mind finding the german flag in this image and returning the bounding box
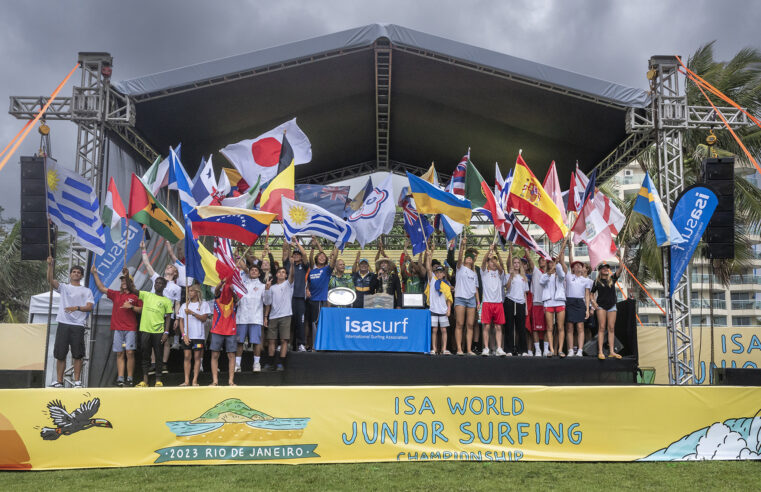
[128,173,184,243]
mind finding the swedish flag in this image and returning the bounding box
[633,172,686,246]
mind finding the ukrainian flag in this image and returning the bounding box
[633,172,686,246]
[407,172,472,224]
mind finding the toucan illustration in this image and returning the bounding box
[40,398,112,440]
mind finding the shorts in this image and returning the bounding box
[566,297,586,323]
[209,333,237,353]
[54,322,86,360]
[544,305,565,313]
[481,302,505,325]
[530,305,546,332]
[266,316,291,341]
[236,323,262,344]
[454,296,477,308]
[181,339,205,351]
[431,314,450,328]
[112,330,137,352]
[597,305,617,312]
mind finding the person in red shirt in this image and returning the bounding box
[91,266,141,387]
[210,278,238,386]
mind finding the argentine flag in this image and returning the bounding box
[45,158,106,255]
[281,196,355,249]
[633,172,686,247]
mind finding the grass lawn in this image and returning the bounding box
[2,461,760,491]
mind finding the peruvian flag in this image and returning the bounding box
[219,118,311,192]
[571,170,617,268]
[102,177,126,242]
[542,161,567,224]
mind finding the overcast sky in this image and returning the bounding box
[1,0,759,218]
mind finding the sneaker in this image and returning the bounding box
[575,350,584,357]
[567,349,575,357]
[253,362,261,372]
[297,344,307,352]
[527,350,534,357]
[429,350,436,355]
[73,380,82,388]
[505,352,513,356]
[276,363,285,372]
[49,381,64,388]
[534,350,542,357]
[116,378,124,387]
[234,365,241,373]
[162,366,169,375]
[136,381,148,387]
[125,378,134,387]
[495,347,507,357]
[521,352,529,357]
[262,363,273,372]
[154,381,164,387]
[481,347,490,356]
[442,350,452,355]
[147,364,156,376]
[542,349,551,357]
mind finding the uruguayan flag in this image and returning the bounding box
[45,158,106,255]
[281,196,355,248]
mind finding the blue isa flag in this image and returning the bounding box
[45,158,106,255]
[669,185,718,296]
[633,172,686,247]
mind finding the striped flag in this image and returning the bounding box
[102,177,126,242]
[128,173,184,243]
[167,146,196,217]
[281,196,355,248]
[571,170,617,268]
[572,164,624,234]
[504,211,551,260]
[187,206,276,245]
[141,144,179,196]
[191,155,217,206]
[448,152,468,196]
[542,161,567,224]
[213,238,247,297]
[46,158,106,255]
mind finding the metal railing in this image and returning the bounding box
[730,300,761,310]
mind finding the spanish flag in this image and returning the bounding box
[259,134,295,219]
[127,173,184,243]
[507,154,568,242]
[407,172,472,225]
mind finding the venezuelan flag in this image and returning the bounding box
[507,154,568,242]
[407,172,472,224]
[187,206,276,245]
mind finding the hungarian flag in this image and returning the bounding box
[542,161,567,224]
[219,118,311,191]
[102,177,126,242]
[259,134,295,219]
[508,154,568,242]
[127,173,184,243]
[465,160,505,236]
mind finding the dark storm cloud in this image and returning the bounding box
[1,0,759,217]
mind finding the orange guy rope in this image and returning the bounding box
[0,63,79,173]
[0,119,34,159]
[619,262,667,315]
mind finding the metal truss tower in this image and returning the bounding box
[623,56,752,384]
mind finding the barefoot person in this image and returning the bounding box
[592,259,622,360]
[210,278,238,386]
[90,266,140,387]
[125,276,173,387]
[425,243,452,355]
[47,257,93,388]
[178,285,211,386]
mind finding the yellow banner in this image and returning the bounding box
[638,326,761,384]
[2,385,760,469]
[0,324,46,370]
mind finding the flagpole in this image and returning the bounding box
[122,219,127,268]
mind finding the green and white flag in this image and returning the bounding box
[102,177,127,242]
[141,144,179,195]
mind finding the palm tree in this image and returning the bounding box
[618,42,761,297]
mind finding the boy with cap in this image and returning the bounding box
[283,239,308,351]
[425,244,452,354]
[352,249,376,308]
[91,266,141,387]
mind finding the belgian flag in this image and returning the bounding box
[260,133,295,219]
[128,173,184,243]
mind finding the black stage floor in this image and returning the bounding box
[151,351,637,387]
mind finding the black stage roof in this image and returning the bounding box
[114,24,649,185]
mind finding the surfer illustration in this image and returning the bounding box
[40,398,112,440]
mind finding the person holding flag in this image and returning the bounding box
[264,261,295,372]
[591,258,623,360]
[453,235,480,356]
[524,251,551,357]
[540,235,570,357]
[424,243,452,355]
[504,246,530,356]
[479,244,507,357]
[306,236,339,349]
[210,278,239,386]
[235,263,266,373]
[178,284,211,386]
[564,245,592,357]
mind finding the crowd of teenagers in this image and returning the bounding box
[47,231,623,388]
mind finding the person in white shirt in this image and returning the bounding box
[263,261,295,372]
[47,256,93,388]
[524,251,550,357]
[178,285,211,386]
[565,245,592,357]
[236,264,266,372]
[540,235,569,357]
[141,240,181,374]
[425,245,452,355]
[479,244,507,356]
[504,246,530,356]
[453,235,480,355]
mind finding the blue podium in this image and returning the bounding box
[315,308,431,353]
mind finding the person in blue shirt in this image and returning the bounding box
[283,238,309,352]
[306,236,338,351]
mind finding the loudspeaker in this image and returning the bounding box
[701,157,734,259]
[713,368,761,386]
[20,156,55,260]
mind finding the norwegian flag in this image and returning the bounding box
[495,164,513,212]
[570,164,624,234]
[213,238,247,297]
[504,211,551,260]
[447,152,468,196]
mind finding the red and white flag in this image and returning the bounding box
[542,161,567,224]
[570,164,624,234]
[213,238,247,297]
[219,118,311,191]
[571,171,617,268]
